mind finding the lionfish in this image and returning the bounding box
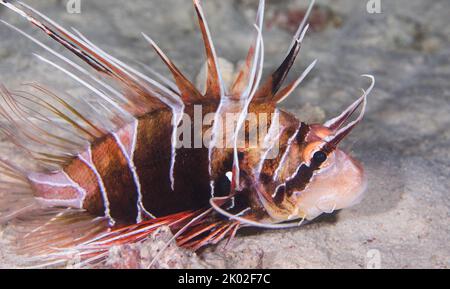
[0,0,374,268]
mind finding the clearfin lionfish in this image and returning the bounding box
[0,0,374,268]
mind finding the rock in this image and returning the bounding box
[103,226,203,269]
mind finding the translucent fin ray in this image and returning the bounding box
[1,0,173,116]
[193,0,225,99]
[142,33,203,104]
[230,0,265,98]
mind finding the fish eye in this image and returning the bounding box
[313,151,327,164]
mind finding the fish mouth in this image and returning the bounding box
[295,149,367,220]
[334,150,367,208]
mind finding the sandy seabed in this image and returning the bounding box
[0,0,448,268]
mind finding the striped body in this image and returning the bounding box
[29,107,216,225]
[27,102,311,226]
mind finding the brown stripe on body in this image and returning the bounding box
[171,105,213,208]
[258,111,301,183]
[64,158,105,216]
[284,154,325,197]
[270,122,310,201]
[274,122,309,182]
[133,110,174,217]
[90,134,139,223]
[134,109,212,217]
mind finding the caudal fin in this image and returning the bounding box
[0,158,37,223]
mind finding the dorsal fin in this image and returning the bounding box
[0,0,181,116]
[0,0,193,176]
[229,0,265,99]
[192,0,225,99]
[0,83,114,171]
[273,59,317,104]
[142,33,204,104]
[252,0,316,104]
[253,24,309,101]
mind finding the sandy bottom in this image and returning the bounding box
[0,0,449,268]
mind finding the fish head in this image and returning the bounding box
[269,76,374,221]
[289,125,367,220]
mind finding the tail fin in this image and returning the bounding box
[0,158,37,223]
[1,208,110,268]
